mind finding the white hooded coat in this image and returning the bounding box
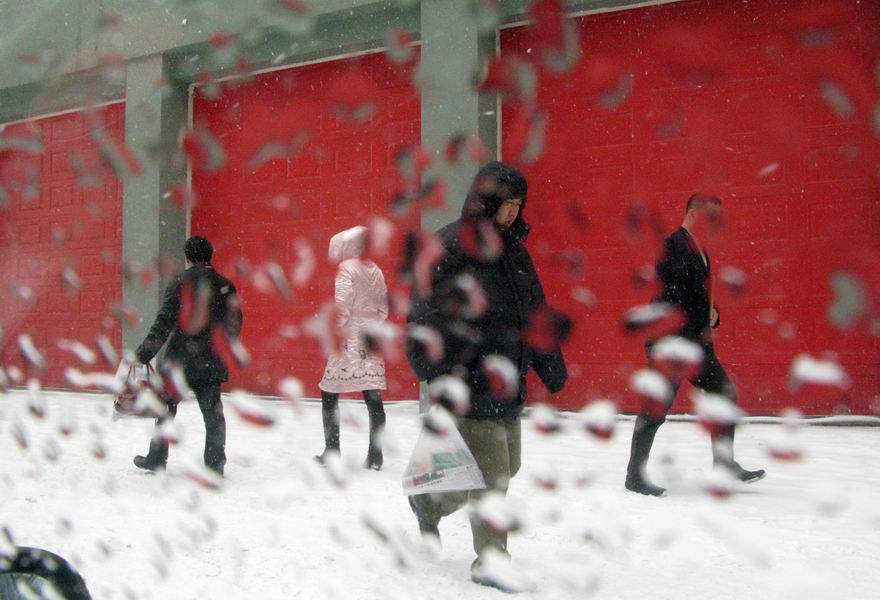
[319,226,389,393]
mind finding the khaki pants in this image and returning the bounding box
[411,417,522,557]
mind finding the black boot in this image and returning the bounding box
[134,427,169,472]
[363,390,385,471]
[315,391,340,466]
[712,428,766,484]
[133,455,165,472]
[625,416,667,497]
[364,442,383,471]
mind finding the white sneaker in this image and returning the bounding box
[470,549,537,594]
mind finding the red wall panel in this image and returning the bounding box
[0,104,125,386]
[503,0,880,415]
[192,52,421,400]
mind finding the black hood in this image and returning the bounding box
[462,161,530,243]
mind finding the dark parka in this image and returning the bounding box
[406,162,568,420]
[654,226,720,344]
[136,264,243,382]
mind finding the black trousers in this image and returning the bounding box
[148,379,226,472]
[646,343,737,423]
[626,342,740,479]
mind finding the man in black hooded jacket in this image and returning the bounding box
[132,236,242,476]
[406,161,567,587]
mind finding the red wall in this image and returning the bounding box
[502,0,880,415]
[192,52,421,400]
[0,104,125,386]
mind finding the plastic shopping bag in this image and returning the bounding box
[402,406,486,496]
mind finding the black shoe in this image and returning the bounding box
[711,428,765,484]
[408,495,440,540]
[133,455,165,472]
[625,475,667,497]
[727,462,766,484]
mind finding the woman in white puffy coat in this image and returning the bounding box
[315,225,389,470]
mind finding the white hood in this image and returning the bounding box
[328,225,367,263]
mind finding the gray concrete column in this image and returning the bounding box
[417,0,498,410]
[122,54,189,352]
[419,0,498,230]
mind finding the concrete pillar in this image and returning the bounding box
[417,0,498,411]
[121,55,189,352]
[419,0,498,230]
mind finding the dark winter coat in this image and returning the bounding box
[654,226,720,343]
[136,264,242,383]
[406,162,567,420]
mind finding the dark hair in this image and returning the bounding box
[686,193,722,213]
[184,236,213,263]
[462,161,531,242]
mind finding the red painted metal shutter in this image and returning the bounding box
[502,0,879,415]
[192,52,421,400]
[0,104,125,386]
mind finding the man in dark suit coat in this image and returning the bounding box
[625,194,765,497]
[133,236,242,476]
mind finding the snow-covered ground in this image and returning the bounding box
[1,390,879,600]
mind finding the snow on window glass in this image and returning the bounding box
[0,0,879,598]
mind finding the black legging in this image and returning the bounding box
[320,389,385,451]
